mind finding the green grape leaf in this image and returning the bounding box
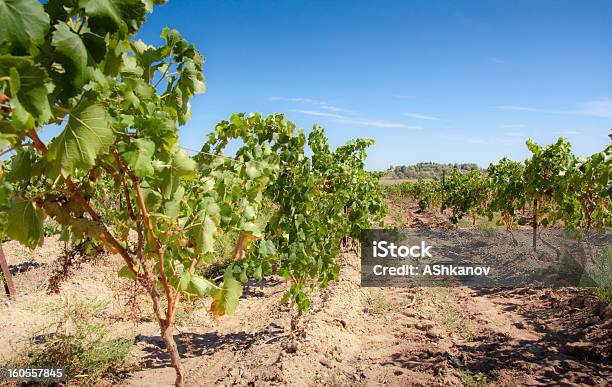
[0,0,50,53]
[51,22,89,88]
[10,97,35,131]
[44,0,79,23]
[163,185,184,217]
[8,151,36,181]
[258,240,276,257]
[6,198,44,248]
[0,56,53,130]
[120,138,155,178]
[210,271,242,316]
[190,213,217,255]
[176,270,191,292]
[141,182,162,211]
[253,265,262,280]
[48,96,114,173]
[187,275,213,296]
[243,204,256,220]
[245,164,260,179]
[172,148,197,178]
[80,0,147,35]
[81,32,107,63]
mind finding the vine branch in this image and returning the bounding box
[110,148,176,325]
[26,129,142,280]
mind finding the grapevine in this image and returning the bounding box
[384,138,610,238]
[0,1,385,385]
[441,170,487,225]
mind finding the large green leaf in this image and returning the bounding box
[51,22,89,88]
[162,185,184,217]
[0,0,50,53]
[80,0,147,35]
[174,271,213,297]
[8,151,36,181]
[210,271,242,316]
[81,32,107,63]
[189,212,217,255]
[120,138,155,178]
[176,270,191,292]
[173,147,196,178]
[6,197,44,248]
[9,97,35,131]
[44,0,79,23]
[187,275,213,296]
[159,147,196,199]
[135,114,176,149]
[140,181,162,211]
[48,96,114,173]
[0,56,53,130]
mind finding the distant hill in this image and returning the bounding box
[384,162,482,180]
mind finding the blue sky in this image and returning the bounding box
[139,1,608,169]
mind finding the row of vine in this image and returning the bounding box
[385,137,611,243]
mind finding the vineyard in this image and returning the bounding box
[384,137,611,239]
[0,1,611,386]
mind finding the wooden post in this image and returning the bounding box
[532,199,538,252]
[0,243,16,299]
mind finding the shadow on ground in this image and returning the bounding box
[135,321,286,369]
[456,289,610,385]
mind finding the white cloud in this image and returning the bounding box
[320,105,345,112]
[335,118,421,129]
[289,103,418,129]
[290,109,344,119]
[270,96,318,103]
[493,100,612,118]
[493,105,558,113]
[270,96,346,113]
[402,112,440,121]
[580,100,612,118]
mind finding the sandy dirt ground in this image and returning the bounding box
[1,198,610,386]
